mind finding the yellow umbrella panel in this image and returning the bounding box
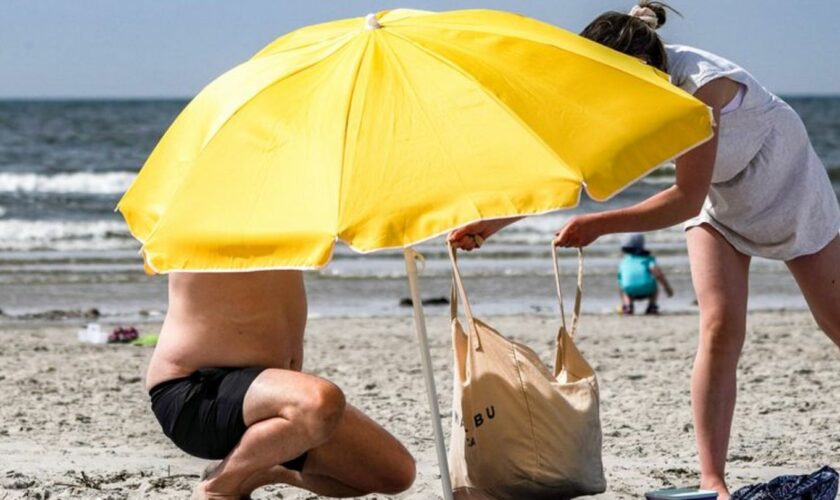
[117,9,711,273]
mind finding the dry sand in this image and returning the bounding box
[1,310,838,499]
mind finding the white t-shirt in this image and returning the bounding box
[665,44,840,260]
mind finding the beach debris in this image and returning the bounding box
[77,323,108,344]
[399,296,450,307]
[108,326,139,343]
[131,334,159,347]
[15,308,100,321]
[2,471,36,490]
[117,375,141,384]
[76,471,101,489]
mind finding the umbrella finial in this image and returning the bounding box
[364,13,382,30]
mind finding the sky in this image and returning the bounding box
[1,0,839,98]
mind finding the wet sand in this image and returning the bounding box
[1,310,838,498]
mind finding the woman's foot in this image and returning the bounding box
[700,476,730,500]
[645,303,660,315]
[621,303,634,315]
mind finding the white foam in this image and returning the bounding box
[0,219,136,251]
[0,171,135,195]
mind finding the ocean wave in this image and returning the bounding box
[0,219,137,251]
[0,205,6,218]
[0,171,135,195]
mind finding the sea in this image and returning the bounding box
[1,97,839,323]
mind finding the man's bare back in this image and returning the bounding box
[145,270,307,390]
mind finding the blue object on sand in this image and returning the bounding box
[645,488,718,499]
[731,465,838,500]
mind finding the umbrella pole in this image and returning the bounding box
[403,248,454,500]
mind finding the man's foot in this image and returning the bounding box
[201,461,222,481]
[621,303,634,315]
[194,461,252,500]
[645,303,659,315]
[191,483,243,500]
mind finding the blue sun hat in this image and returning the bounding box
[621,232,649,256]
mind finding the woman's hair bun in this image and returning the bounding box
[638,1,679,29]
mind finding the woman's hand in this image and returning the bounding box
[447,217,520,250]
[553,214,602,248]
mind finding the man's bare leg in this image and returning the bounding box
[237,404,416,497]
[195,369,414,499]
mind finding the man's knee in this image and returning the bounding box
[296,379,346,444]
[376,451,416,494]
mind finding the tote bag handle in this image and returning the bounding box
[551,244,584,339]
[447,242,482,350]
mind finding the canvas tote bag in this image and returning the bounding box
[448,243,606,500]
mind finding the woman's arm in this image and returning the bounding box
[554,78,740,247]
[448,217,522,250]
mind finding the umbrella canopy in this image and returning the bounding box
[118,8,712,273]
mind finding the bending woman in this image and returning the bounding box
[449,2,840,498]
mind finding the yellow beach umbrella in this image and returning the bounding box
[118,9,712,498]
[118,9,710,273]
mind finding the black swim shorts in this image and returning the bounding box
[149,367,308,472]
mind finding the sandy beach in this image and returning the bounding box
[1,310,837,499]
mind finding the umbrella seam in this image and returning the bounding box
[376,32,484,245]
[250,28,359,60]
[132,37,360,261]
[384,30,581,185]
[385,26,714,202]
[117,31,357,215]
[193,36,359,157]
[336,33,373,243]
[390,12,679,96]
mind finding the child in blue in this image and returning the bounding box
[618,233,673,315]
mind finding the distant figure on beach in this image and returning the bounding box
[617,233,673,315]
[145,272,415,499]
[450,2,840,498]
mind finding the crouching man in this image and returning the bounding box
[145,270,416,499]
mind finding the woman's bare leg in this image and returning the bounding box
[686,225,752,500]
[786,235,840,347]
